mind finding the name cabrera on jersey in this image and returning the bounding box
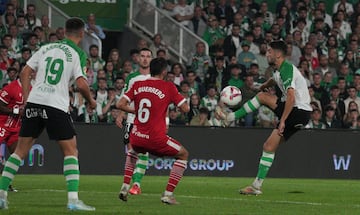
[123,71,151,124]
[26,39,87,113]
[272,60,312,111]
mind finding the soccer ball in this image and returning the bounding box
[220,86,242,107]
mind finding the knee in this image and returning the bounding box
[177,147,189,160]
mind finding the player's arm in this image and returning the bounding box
[259,78,276,92]
[116,96,135,114]
[19,65,34,103]
[278,88,295,136]
[76,77,97,109]
[178,100,190,113]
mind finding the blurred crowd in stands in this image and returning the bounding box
[2,0,360,129]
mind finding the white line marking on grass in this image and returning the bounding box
[32,189,360,208]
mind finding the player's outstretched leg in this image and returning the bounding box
[64,156,95,211]
[161,159,187,205]
[239,151,275,195]
[0,153,22,209]
[217,96,261,124]
[129,152,149,195]
[119,150,138,202]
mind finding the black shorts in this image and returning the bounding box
[20,103,76,141]
[123,122,133,145]
[273,100,311,140]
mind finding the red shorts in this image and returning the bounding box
[0,126,19,147]
[130,135,182,157]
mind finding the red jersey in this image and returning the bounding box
[0,79,24,130]
[124,78,186,141]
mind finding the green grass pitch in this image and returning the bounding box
[1,175,360,214]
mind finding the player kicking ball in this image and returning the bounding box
[217,40,312,195]
[116,58,190,204]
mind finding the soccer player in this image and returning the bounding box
[0,17,97,211]
[217,40,312,195]
[0,78,29,192]
[115,48,152,195]
[117,57,189,204]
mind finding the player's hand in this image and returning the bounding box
[88,99,97,109]
[116,113,125,128]
[277,121,285,136]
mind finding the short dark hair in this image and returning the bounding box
[89,44,98,50]
[269,40,287,56]
[65,17,85,36]
[150,57,168,76]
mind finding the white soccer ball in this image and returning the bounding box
[220,86,242,107]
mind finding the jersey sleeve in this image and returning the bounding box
[123,81,136,102]
[0,84,12,104]
[170,83,186,107]
[280,63,295,90]
[73,49,87,81]
[26,47,42,71]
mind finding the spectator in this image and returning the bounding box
[172,0,194,28]
[24,33,40,54]
[202,15,225,56]
[171,62,185,87]
[55,27,65,40]
[89,44,105,73]
[225,63,245,89]
[40,15,54,42]
[227,12,248,37]
[48,32,58,42]
[214,0,234,26]
[255,42,269,77]
[129,49,139,71]
[190,107,211,126]
[343,85,360,113]
[342,49,358,73]
[333,0,354,16]
[0,45,14,77]
[179,80,191,104]
[188,41,212,82]
[113,77,125,103]
[4,11,16,30]
[185,70,206,98]
[202,0,216,21]
[237,40,256,70]
[239,75,260,126]
[257,87,278,128]
[85,13,105,40]
[337,77,349,100]
[149,33,167,57]
[85,58,96,87]
[8,24,23,57]
[327,47,342,71]
[336,63,353,86]
[308,86,322,112]
[205,56,228,93]
[322,104,343,128]
[343,105,359,129]
[0,14,6,39]
[17,47,31,65]
[321,71,335,94]
[101,87,116,123]
[107,48,122,72]
[187,93,201,123]
[188,5,207,37]
[104,61,119,84]
[305,108,326,129]
[200,84,218,117]
[310,72,329,109]
[24,4,41,30]
[33,26,46,46]
[223,23,241,60]
[314,54,337,78]
[95,77,108,109]
[259,1,274,26]
[77,88,103,123]
[119,60,134,78]
[168,106,187,126]
[316,1,333,28]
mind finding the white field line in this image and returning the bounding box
[32,189,360,208]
